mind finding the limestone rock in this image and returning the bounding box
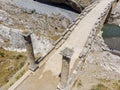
[87,31,120,73]
[0,1,70,56]
[34,0,96,13]
[110,2,120,26]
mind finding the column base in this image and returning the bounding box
[57,83,70,90]
[29,64,39,71]
[57,83,66,90]
[57,84,62,90]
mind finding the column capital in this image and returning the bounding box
[60,47,74,59]
[22,30,32,37]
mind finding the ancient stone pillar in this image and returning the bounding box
[58,47,74,89]
[22,31,38,71]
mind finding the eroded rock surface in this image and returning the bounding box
[0,1,70,56]
[109,2,120,26]
[34,0,96,13]
[72,31,120,90]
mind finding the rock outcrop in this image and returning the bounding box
[72,31,120,90]
[109,2,120,26]
[34,0,96,13]
[0,1,70,56]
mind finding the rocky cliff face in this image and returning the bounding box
[109,2,120,26]
[72,31,120,90]
[0,1,70,56]
[34,0,96,13]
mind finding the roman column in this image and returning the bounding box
[22,31,38,71]
[58,47,74,89]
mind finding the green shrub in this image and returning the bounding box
[16,54,23,59]
[0,52,5,57]
[31,9,36,14]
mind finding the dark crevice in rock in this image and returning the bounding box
[33,0,82,13]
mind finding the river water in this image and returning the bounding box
[102,24,120,38]
[102,24,120,50]
[1,0,79,21]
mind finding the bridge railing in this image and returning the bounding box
[64,0,115,90]
[53,0,99,48]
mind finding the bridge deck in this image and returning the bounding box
[13,0,113,90]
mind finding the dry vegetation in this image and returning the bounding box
[91,80,120,90]
[91,83,111,90]
[0,1,70,87]
[0,47,27,86]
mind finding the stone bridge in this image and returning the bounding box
[8,0,117,90]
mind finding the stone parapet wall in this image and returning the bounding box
[63,0,116,89]
[38,2,99,69]
[53,0,99,48]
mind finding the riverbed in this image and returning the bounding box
[1,0,79,21]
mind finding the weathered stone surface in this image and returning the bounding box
[60,47,74,59]
[59,48,73,89]
[0,1,70,56]
[109,2,120,25]
[22,32,38,71]
[34,0,96,13]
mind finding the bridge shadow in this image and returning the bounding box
[33,0,79,13]
[36,56,42,64]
